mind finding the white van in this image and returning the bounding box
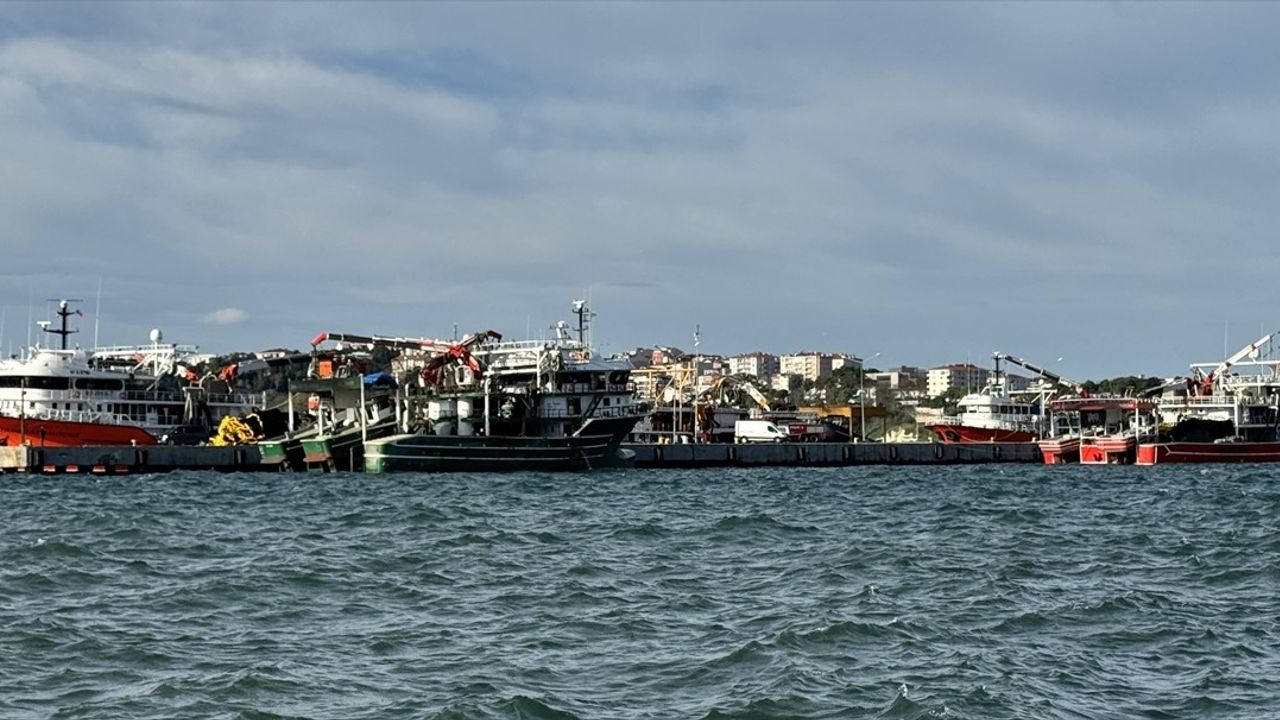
[734,419,790,443]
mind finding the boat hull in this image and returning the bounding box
[1137,441,1280,465]
[301,421,398,472]
[0,415,158,447]
[1038,437,1080,464]
[364,415,642,473]
[1080,436,1138,465]
[928,424,1037,444]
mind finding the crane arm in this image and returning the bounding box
[217,351,314,383]
[311,331,442,351]
[1199,331,1277,388]
[995,352,1085,393]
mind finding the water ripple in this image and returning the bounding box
[2,466,1278,718]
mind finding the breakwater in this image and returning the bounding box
[0,445,262,474]
[626,441,1040,467]
[0,442,1038,474]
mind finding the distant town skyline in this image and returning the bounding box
[2,3,1278,380]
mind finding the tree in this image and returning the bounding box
[925,387,967,410]
[1081,376,1162,396]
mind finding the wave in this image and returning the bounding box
[710,514,817,534]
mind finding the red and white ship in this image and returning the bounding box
[0,301,257,447]
[1137,331,1280,465]
[1039,396,1158,465]
[928,354,1040,444]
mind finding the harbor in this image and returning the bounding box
[4,297,1280,472]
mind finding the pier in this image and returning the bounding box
[0,445,263,474]
[624,442,1039,468]
[0,441,1038,474]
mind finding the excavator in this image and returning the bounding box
[697,375,772,412]
[694,375,773,442]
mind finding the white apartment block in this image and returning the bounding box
[926,364,990,398]
[728,352,780,379]
[780,353,835,382]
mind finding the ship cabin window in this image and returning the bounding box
[0,376,71,390]
[603,397,611,406]
[75,378,125,391]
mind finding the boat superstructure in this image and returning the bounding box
[0,300,257,446]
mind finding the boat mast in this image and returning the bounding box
[571,299,594,346]
[43,299,82,350]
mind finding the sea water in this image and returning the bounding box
[2,465,1278,719]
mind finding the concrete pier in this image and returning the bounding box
[623,442,1039,468]
[0,445,264,474]
[0,441,1038,474]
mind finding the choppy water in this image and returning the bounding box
[2,466,1280,719]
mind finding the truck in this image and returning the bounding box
[783,420,851,443]
[734,419,790,443]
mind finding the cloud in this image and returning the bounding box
[202,308,248,325]
[0,4,1277,377]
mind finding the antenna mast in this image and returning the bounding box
[43,299,83,350]
[571,299,595,345]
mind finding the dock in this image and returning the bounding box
[624,441,1040,467]
[0,441,1038,474]
[0,445,264,474]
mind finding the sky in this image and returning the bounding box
[1,2,1279,381]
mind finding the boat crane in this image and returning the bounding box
[993,352,1088,396]
[1191,331,1278,395]
[215,351,314,385]
[310,329,503,387]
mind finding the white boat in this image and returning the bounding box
[0,301,258,447]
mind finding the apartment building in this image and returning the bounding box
[926,364,990,398]
[780,352,836,382]
[728,352,780,379]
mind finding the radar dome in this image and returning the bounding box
[149,328,163,343]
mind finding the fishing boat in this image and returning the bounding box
[928,354,1039,443]
[355,301,646,472]
[1137,331,1280,465]
[1039,396,1158,464]
[0,301,257,447]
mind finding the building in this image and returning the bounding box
[926,364,990,398]
[831,353,863,373]
[780,352,836,382]
[927,364,1032,397]
[866,366,928,402]
[728,352,779,379]
[650,346,686,366]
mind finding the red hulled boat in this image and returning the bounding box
[1136,331,1280,465]
[0,300,256,447]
